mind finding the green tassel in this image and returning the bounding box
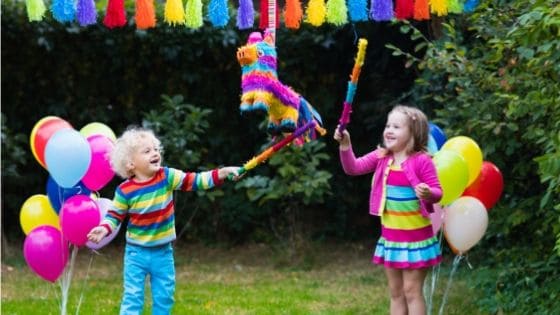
[185,0,203,28]
[26,0,47,21]
[326,0,348,26]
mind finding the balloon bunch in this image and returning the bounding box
[21,116,121,283]
[428,123,504,256]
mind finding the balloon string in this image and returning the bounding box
[75,251,95,315]
[60,245,79,315]
[437,255,463,315]
[426,227,444,315]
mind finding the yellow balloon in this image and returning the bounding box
[19,194,60,235]
[79,122,117,142]
[441,136,483,186]
[433,150,469,205]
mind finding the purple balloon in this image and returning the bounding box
[23,225,69,282]
[60,195,101,246]
[86,198,121,250]
[82,135,115,191]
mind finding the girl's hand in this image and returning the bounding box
[219,166,243,181]
[415,183,432,201]
[333,126,351,150]
[87,226,109,243]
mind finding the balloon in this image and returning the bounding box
[79,122,117,143]
[23,225,69,282]
[430,203,444,234]
[462,161,504,210]
[45,129,92,188]
[86,198,121,250]
[441,136,483,187]
[81,135,115,191]
[60,195,101,246]
[46,176,92,214]
[429,122,447,149]
[433,150,469,205]
[427,135,438,155]
[444,196,488,255]
[20,194,60,235]
[30,116,73,168]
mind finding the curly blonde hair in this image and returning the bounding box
[110,127,162,179]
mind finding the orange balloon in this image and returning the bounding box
[29,117,72,168]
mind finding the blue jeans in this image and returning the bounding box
[120,243,175,315]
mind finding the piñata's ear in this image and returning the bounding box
[247,32,263,44]
[263,30,275,45]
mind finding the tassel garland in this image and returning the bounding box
[26,0,47,21]
[103,0,127,28]
[136,0,156,29]
[305,0,326,26]
[51,0,76,23]
[430,0,448,16]
[208,0,229,27]
[284,0,303,29]
[326,0,348,26]
[77,0,97,26]
[463,0,479,13]
[185,0,203,28]
[370,0,393,21]
[395,0,413,20]
[413,0,430,20]
[237,0,254,29]
[347,0,368,22]
[447,0,463,13]
[164,0,185,26]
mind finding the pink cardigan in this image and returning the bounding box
[340,147,442,218]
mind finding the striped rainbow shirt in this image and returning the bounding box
[101,167,222,247]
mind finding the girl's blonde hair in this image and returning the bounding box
[110,127,162,179]
[387,105,429,154]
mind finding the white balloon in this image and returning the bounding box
[444,196,488,254]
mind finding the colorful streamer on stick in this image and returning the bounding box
[337,38,368,134]
[232,121,316,179]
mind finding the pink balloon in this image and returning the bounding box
[81,135,115,191]
[23,225,69,282]
[86,198,122,250]
[430,203,445,234]
[60,195,101,246]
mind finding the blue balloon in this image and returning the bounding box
[429,122,447,149]
[427,135,438,155]
[46,176,91,214]
[45,129,92,188]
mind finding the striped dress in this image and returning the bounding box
[373,165,441,268]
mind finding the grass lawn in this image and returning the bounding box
[2,241,482,314]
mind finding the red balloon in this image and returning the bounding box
[31,117,73,168]
[462,161,504,210]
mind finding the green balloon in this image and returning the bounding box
[433,150,469,205]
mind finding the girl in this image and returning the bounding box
[334,105,442,315]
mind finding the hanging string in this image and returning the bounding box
[437,254,463,315]
[75,251,96,315]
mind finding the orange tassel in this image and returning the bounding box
[136,0,156,29]
[413,0,430,20]
[284,0,303,29]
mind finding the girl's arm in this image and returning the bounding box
[339,148,380,176]
[418,155,443,203]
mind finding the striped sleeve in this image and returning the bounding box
[166,167,222,191]
[102,188,128,231]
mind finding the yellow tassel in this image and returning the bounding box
[430,0,448,16]
[164,0,185,25]
[305,0,326,26]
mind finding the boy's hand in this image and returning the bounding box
[87,226,109,243]
[333,126,351,150]
[415,183,432,201]
[219,166,243,181]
